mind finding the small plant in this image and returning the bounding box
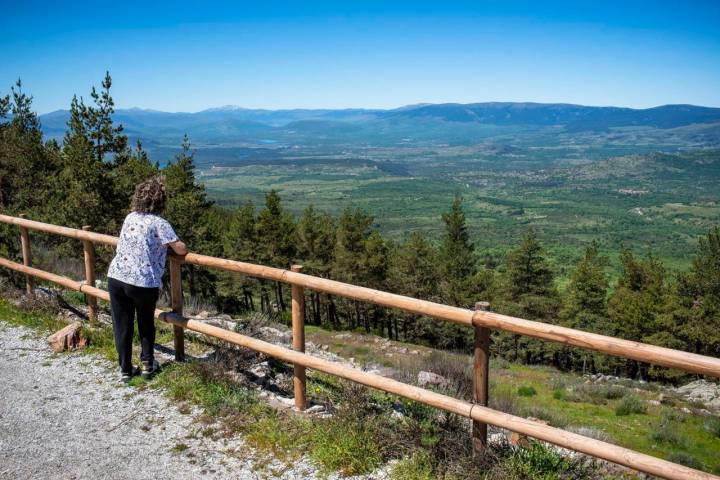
[496,441,600,480]
[552,388,565,400]
[704,416,720,438]
[390,452,434,480]
[521,405,569,428]
[517,385,537,397]
[650,423,687,447]
[667,452,705,470]
[171,442,189,454]
[615,395,647,416]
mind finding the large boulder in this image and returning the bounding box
[674,380,720,411]
[47,321,88,353]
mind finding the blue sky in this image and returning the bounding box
[2,1,719,113]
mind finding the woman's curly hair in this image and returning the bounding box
[131,176,167,214]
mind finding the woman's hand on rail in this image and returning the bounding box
[168,240,188,256]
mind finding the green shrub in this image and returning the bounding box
[517,385,537,397]
[650,422,688,447]
[498,441,600,480]
[615,395,646,416]
[667,452,705,470]
[552,389,565,400]
[704,416,720,438]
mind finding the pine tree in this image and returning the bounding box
[439,193,476,306]
[497,229,559,363]
[608,249,668,378]
[333,207,373,328]
[667,227,720,358]
[388,232,441,341]
[53,92,117,235]
[86,71,127,164]
[563,241,609,325]
[219,202,258,311]
[164,135,220,299]
[255,190,296,311]
[0,80,55,213]
[505,228,554,300]
[296,205,336,325]
[559,241,610,372]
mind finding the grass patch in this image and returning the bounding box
[491,441,601,480]
[704,416,720,438]
[390,452,434,480]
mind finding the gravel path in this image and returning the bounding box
[0,321,352,480]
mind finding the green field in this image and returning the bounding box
[200,147,720,275]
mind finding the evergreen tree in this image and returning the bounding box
[333,207,373,328]
[666,227,720,358]
[608,249,668,378]
[439,193,476,306]
[497,229,559,363]
[563,241,609,326]
[559,241,610,372]
[388,232,442,342]
[53,92,117,235]
[164,135,220,298]
[505,229,554,300]
[255,190,296,311]
[220,201,258,311]
[86,71,127,164]
[296,205,336,325]
[0,80,55,213]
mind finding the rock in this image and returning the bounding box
[417,371,448,388]
[195,311,210,319]
[248,361,271,380]
[321,344,329,351]
[335,333,351,339]
[276,396,295,407]
[674,379,720,410]
[46,321,88,353]
[397,347,408,354]
[305,405,326,414]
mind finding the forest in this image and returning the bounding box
[1,74,719,383]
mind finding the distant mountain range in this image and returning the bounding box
[38,102,720,148]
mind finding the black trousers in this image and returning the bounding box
[108,277,159,374]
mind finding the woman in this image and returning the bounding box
[107,177,187,382]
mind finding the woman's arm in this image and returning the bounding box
[168,240,188,256]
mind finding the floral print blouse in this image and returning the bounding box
[107,212,178,288]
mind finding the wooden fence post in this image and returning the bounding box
[81,226,98,323]
[18,214,34,297]
[291,264,307,410]
[473,301,491,454]
[169,255,185,362]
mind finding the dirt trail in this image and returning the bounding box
[0,321,332,480]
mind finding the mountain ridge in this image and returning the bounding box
[36,101,720,145]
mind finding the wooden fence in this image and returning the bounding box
[1,213,719,480]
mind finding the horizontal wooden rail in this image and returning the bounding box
[2,214,720,378]
[0,254,715,480]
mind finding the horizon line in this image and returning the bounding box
[36,100,720,116]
